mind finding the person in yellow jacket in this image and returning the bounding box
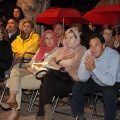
[11,20,40,67]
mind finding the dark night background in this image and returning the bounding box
[0,0,100,14]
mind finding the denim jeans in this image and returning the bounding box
[72,78,118,120]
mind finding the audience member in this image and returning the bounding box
[11,6,28,31]
[6,17,20,43]
[81,22,99,49]
[0,26,13,81]
[53,21,65,47]
[100,24,114,48]
[100,24,120,53]
[11,20,40,68]
[0,30,58,120]
[72,33,120,120]
[36,28,86,120]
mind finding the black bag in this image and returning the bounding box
[54,70,72,83]
[36,69,72,84]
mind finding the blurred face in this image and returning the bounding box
[7,19,18,32]
[0,30,4,40]
[53,24,63,38]
[89,37,105,58]
[102,29,112,42]
[89,23,96,31]
[44,33,54,47]
[65,32,77,48]
[13,8,21,19]
[22,22,32,34]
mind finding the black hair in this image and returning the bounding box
[89,33,105,44]
[12,6,24,20]
[7,17,19,25]
[53,21,66,31]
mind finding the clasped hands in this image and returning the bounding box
[84,54,95,71]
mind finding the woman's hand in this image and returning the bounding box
[13,53,21,65]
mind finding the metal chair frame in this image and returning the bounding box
[0,52,36,109]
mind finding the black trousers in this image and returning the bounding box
[37,70,75,116]
[72,78,120,120]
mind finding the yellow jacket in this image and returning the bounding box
[11,32,40,58]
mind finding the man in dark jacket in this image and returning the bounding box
[6,17,20,44]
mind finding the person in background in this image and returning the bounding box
[101,24,120,53]
[12,6,24,21]
[81,22,99,49]
[70,24,83,36]
[11,6,28,31]
[11,20,39,68]
[72,33,120,120]
[6,17,20,44]
[100,24,114,48]
[53,21,65,47]
[0,26,13,82]
[36,28,86,120]
[0,30,58,120]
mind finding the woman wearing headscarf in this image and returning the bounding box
[36,28,87,120]
[0,30,58,120]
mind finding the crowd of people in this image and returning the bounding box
[0,5,120,120]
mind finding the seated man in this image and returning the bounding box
[72,33,120,120]
[6,17,20,44]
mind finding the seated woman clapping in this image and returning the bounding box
[36,28,87,120]
[0,30,58,120]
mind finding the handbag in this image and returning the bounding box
[54,70,72,83]
[35,69,72,84]
[35,70,48,83]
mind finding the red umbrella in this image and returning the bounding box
[36,8,87,25]
[83,4,120,26]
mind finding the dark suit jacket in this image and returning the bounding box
[8,29,20,44]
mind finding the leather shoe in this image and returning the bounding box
[0,101,18,110]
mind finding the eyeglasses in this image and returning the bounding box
[102,32,112,36]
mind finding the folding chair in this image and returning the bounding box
[0,61,14,104]
[90,93,104,120]
[0,52,35,105]
[52,93,75,117]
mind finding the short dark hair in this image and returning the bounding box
[89,33,105,44]
[8,17,19,25]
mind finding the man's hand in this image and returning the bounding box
[84,54,95,71]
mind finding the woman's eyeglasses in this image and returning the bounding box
[102,32,112,36]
